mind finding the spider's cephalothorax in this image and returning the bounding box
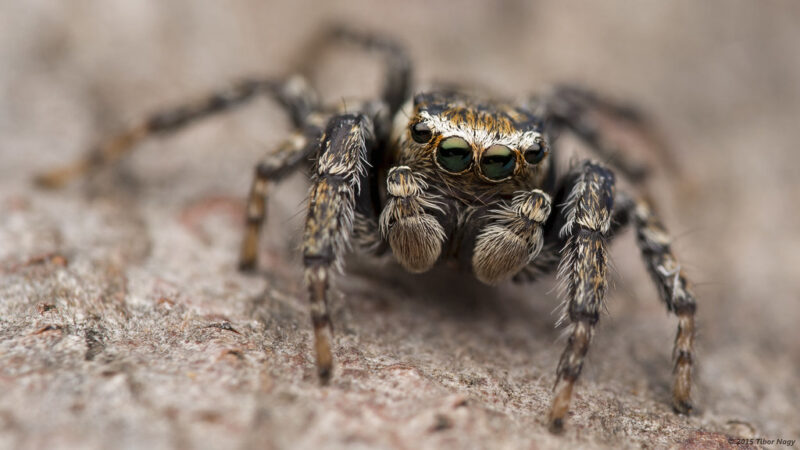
[393,91,551,191]
[35,27,698,433]
[375,91,556,282]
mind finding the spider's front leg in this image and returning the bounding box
[471,190,552,284]
[549,160,615,433]
[302,113,374,382]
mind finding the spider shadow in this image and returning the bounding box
[341,255,562,341]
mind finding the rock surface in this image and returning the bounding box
[1,1,799,449]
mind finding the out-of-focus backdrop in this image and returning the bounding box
[1,1,798,449]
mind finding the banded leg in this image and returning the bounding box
[534,85,677,184]
[556,86,677,167]
[512,192,633,283]
[302,113,373,382]
[378,166,445,273]
[332,27,411,115]
[239,128,323,271]
[35,76,319,189]
[549,161,615,433]
[300,26,412,116]
[631,196,697,414]
[472,190,552,284]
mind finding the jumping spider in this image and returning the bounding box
[36,27,697,432]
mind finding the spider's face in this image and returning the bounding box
[395,92,550,184]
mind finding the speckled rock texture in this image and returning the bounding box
[1,2,799,449]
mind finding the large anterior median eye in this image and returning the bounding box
[436,137,473,173]
[480,145,516,180]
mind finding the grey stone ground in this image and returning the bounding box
[1,1,799,449]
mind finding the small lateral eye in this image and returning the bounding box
[436,137,473,173]
[480,145,516,181]
[524,140,547,165]
[410,121,433,143]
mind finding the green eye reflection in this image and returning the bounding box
[436,137,473,173]
[480,145,516,180]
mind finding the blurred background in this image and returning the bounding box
[1,1,798,448]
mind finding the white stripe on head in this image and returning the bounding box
[418,110,542,152]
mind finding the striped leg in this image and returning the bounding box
[549,161,615,433]
[512,191,635,284]
[238,128,322,271]
[34,76,318,189]
[298,25,412,117]
[631,197,697,414]
[533,85,679,184]
[302,113,373,382]
[328,26,411,115]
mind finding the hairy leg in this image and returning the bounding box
[302,113,374,382]
[512,191,632,283]
[239,127,324,271]
[532,85,679,184]
[378,166,445,273]
[629,195,697,414]
[299,25,412,116]
[471,190,551,284]
[35,76,319,189]
[549,160,615,433]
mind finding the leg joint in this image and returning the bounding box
[568,309,599,325]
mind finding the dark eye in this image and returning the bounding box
[524,140,547,164]
[436,137,473,173]
[480,145,516,180]
[410,122,432,143]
